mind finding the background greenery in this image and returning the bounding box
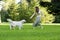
[0,0,60,23]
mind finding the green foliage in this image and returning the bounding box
[40,7,55,23]
[1,0,54,23]
[7,0,40,22]
[40,0,60,23]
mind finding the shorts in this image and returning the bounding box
[33,16,41,27]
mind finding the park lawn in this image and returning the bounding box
[0,25,60,40]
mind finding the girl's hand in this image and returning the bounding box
[30,16,32,19]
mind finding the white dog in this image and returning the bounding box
[7,19,26,30]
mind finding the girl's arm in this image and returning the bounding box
[30,13,35,19]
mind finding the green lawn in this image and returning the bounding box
[0,25,60,40]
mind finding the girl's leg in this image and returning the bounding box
[35,20,43,29]
[39,23,43,29]
[33,20,38,27]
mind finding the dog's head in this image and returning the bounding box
[21,19,26,23]
[7,19,12,22]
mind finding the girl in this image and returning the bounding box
[30,6,43,29]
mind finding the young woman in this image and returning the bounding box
[30,6,43,29]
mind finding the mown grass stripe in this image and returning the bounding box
[0,23,60,25]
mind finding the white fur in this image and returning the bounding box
[7,19,26,30]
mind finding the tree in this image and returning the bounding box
[0,1,6,22]
[0,0,55,23]
[40,0,60,23]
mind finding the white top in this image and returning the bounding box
[30,10,44,19]
[37,10,43,16]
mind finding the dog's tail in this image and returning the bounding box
[7,19,13,22]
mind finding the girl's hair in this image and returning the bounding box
[35,7,39,13]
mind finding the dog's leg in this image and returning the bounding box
[18,26,22,30]
[10,25,12,30]
[19,27,21,30]
[10,25,15,30]
[12,26,15,30]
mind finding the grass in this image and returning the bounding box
[0,25,60,40]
